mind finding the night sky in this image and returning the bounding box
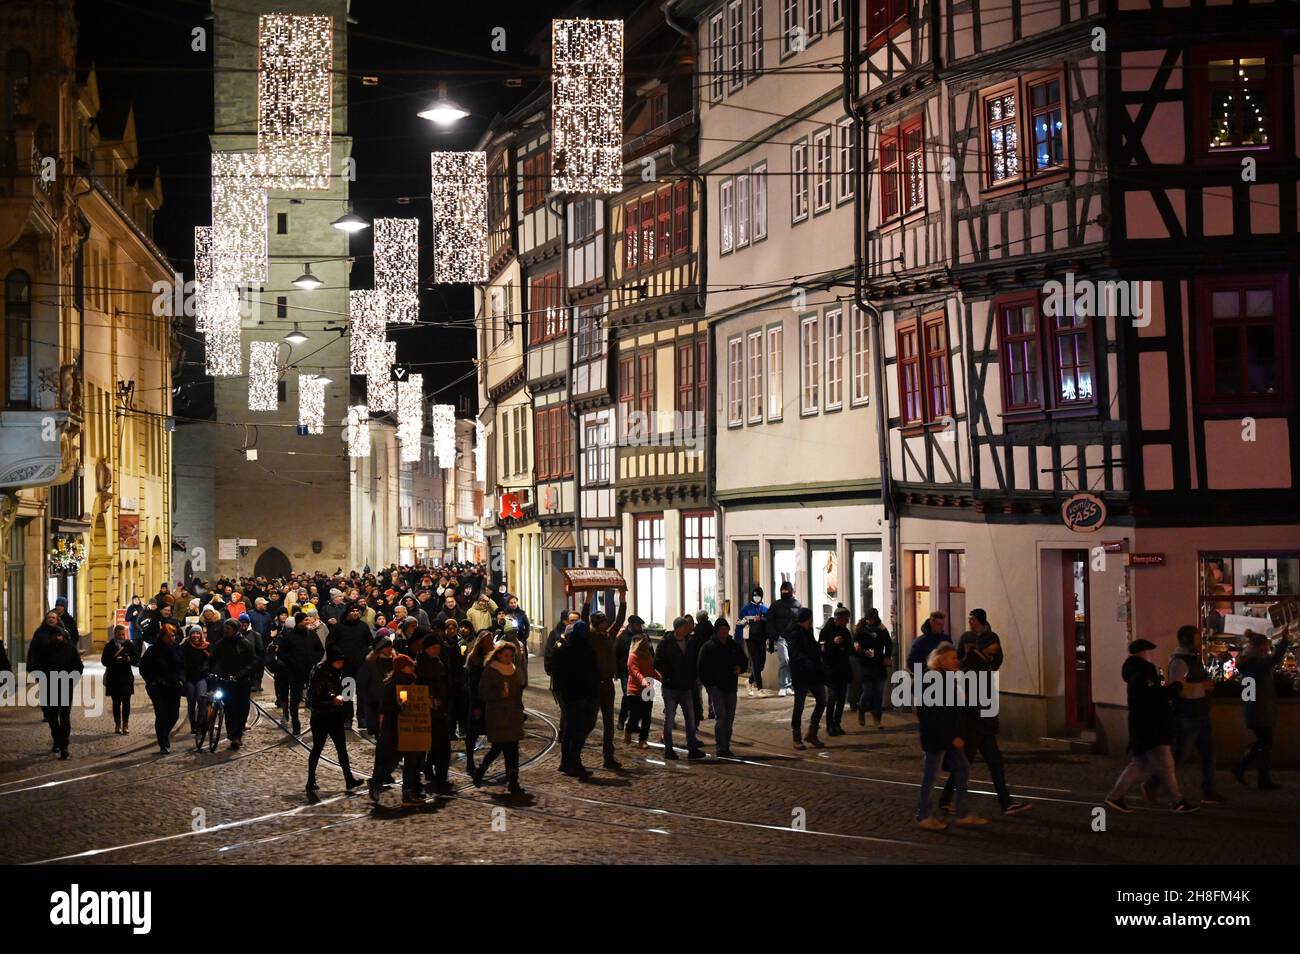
[71,0,631,417]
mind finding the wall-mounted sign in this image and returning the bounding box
[1061,493,1106,533]
[562,567,627,595]
[117,513,140,549]
[499,492,523,519]
[1127,553,1165,566]
[1102,540,1127,553]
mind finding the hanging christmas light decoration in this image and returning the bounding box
[373,217,420,322]
[298,373,326,434]
[365,340,397,412]
[349,289,385,374]
[346,405,371,458]
[429,151,488,284]
[203,286,244,377]
[257,14,333,190]
[211,152,268,285]
[247,340,280,411]
[431,403,456,468]
[193,226,213,333]
[474,420,486,483]
[551,18,624,195]
[397,373,425,463]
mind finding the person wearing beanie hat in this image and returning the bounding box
[356,632,396,738]
[787,606,827,749]
[739,586,770,696]
[226,592,247,620]
[279,608,324,736]
[767,581,801,696]
[304,642,363,797]
[697,618,747,758]
[51,595,79,646]
[1104,636,1197,814]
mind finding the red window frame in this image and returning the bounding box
[1195,273,1291,413]
[1188,43,1282,165]
[641,196,656,266]
[866,0,908,50]
[623,200,639,270]
[523,152,549,212]
[993,290,1099,420]
[979,71,1070,195]
[657,188,672,261]
[879,129,900,222]
[902,116,924,214]
[922,314,951,421]
[672,181,690,254]
[534,407,549,478]
[896,320,923,426]
[696,339,708,424]
[618,354,635,441]
[637,350,655,426]
[682,510,716,567]
[676,342,695,419]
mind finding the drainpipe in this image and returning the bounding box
[842,2,898,630]
[547,191,580,593]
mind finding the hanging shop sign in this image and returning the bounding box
[1061,493,1106,533]
[1126,553,1166,567]
[561,567,627,595]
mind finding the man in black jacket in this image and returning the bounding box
[766,581,800,695]
[653,617,706,760]
[820,607,854,735]
[1105,639,1197,814]
[139,625,184,753]
[551,620,600,777]
[787,608,827,749]
[853,608,893,727]
[304,645,363,796]
[280,615,323,734]
[209,620,255,749]
[30,617,82,758]
[698,618,747,758]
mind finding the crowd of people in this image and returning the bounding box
[6,564,1290,826]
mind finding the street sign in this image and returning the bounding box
[1126,553,1165,566]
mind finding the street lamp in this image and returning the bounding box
[418,82,469,125]
[330,203,369,233]
[283,324,308,346]
[292,263,322,290]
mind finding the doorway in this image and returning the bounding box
[1063,550,1094,729]
[735,541,759,612]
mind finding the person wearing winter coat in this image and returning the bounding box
[1232,630,1290,791]
[180,625,211,737]
[906,611,948,670]
[466,593,498,637]
[369,653,423,805]
[738,587,769,695]
[1105,638,1198,814]
[463,632,495,775]
[503,595,530,645]
[209,619,254,749]
[614,615,641,732]
[29,613,82,758]
[1144,625,1220,802]
[819,608,854,736]
[697,619,747,758]
[551,619,600,777]
[471,641,527,794]
[326,603,373,680]
[766,581,800,695]
[51,596,79,647]
[914,643,986,831]
[304,644,363,797]
[585,593,628,770]
[787,608,827,750]
[543,613,572,738]
[125,595,145,646]
[415,634,452,793]
[653,617,706,761]
[279,613,324,735]
[101,624,139,734]
[140,624,184,754]
[355,635,395,736]
[854,607,894,727]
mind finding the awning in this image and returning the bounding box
[541,530,574,551]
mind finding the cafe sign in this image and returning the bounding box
[561,567,628,595]
[1061,493,1106,533]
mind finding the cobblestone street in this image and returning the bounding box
[1,660,1294,865]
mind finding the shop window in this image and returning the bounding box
[683,511,718,617]
[635,515,667,627]
[849,540,883,623]
[1199,554,1299,697]
[771,540,797,596]
[907,550,931,643]
[1195,274,1290,413]
[941,550,966,630]
[808,540,839,623]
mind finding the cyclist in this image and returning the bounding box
[209,619,255,750]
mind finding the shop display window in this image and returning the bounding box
[1199,553,1299,696]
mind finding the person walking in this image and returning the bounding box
[1144,625,1220,803]
[854,607,894,728]
[471,641,527,794]
[906,610,947,671]
[543,613,572,739]
[1232,630,1290,791]
[140,624,184,754]
[766,581,800,697]
[914,643,987,831]
[209,619,254,750]
[738,587,768,696]
[464,631,495,775]
[30,617,82,759]
[654,617,706,760]
[552,620,600,777]
[180,624,211,739]
[625,632,659,749]
[305,644,364,797]
[415,632,453,795]
[787,608,827,750]
[698,618,746,758]
[370,653,423,805]
[355,635,394,737]
[614,614,641,734]
[819,607,853,736]
[281,612,324,735]
[101,624,139,735]
[586,592,628,769]
[1105,638,1199,813]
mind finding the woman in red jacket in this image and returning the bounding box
[624,634,660,748]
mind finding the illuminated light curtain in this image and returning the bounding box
[298,373,326,434]
[257,13,333,190]
[365,339,397,412]
[474,420,486,483]
[551,18,624,194]
[347,405,370,458]
[431,403,456,468]
[429,151,488,284]
[211,152,268,286]
[349,289,385,374]
[373,217,420,323]
[193,226,213,332]
[397,373,424,463]
[203,285,244,377]
[247,340,280,411]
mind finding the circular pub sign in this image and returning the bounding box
[1062,493,1107,533]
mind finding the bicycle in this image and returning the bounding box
[197,678,233,753]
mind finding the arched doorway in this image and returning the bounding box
[253,546,291,581]
[150,536,163,595]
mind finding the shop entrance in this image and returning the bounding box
[1063,550,1094,729]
